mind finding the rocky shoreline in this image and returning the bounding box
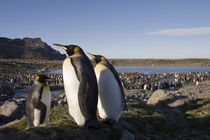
[0,59,210,139]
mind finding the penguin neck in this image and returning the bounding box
[69,51,84,58]
[98,60,109,67]
[34,80,45,87]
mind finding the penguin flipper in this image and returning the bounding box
[78,70,97,120]
[32,93,47,124]
[71,57,98,121]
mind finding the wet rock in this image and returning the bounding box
[120,130,135,140]
[0,81,14,101]
[147,90,172,105]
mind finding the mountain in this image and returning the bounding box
[0,37,66,60]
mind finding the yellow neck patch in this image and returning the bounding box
[35,76,39,82]
[44,84,48,88]
[74,47,80,54]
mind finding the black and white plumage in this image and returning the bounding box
[26,75,51,128]
[88,53,127,124]
[54,44,99,128]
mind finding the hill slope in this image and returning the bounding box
[0,37,65,60]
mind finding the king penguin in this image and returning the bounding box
[54,43,99,128]
[26,75,52,128]
[88,53,127,124]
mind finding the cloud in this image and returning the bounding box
[147,27,210,36]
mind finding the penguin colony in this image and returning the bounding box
[26,44,127,128]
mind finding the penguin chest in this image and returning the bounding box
[34,85,51,126]
[63,58,86,126]
[41,85,51,122]
[41,85,51,108]
[95,65,123,121]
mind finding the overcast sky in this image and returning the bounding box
[1,0,210,58]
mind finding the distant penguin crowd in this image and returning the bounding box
[26,44,127,128]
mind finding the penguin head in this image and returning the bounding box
[35,75,51,84]
[53,44,83,56]
[87,53,106,64]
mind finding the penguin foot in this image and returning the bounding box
[82,120,101,129]
[102,118,117,125]
[39,123,47,127]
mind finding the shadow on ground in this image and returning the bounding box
[0,98,210,140]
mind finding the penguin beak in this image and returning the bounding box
[53,43,67,50]
[87,52,96,59]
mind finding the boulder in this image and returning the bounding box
[0,99,22,119]
[147,90,172,105]
[120,130,135,140]
[0,81,15,101]
[167,96,190,107]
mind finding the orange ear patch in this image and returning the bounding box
[35,76,39,82]
[101,57,105,61]
[74,47,80,54]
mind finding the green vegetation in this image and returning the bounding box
[2,118,27,130]
[123,102,179,136]
[0,99,210,139]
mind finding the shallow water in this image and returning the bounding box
[50,66,210,74]
[15,86,63,99]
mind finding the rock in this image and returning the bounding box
[147,90,172,105]
[167,96,190,107]
[0,81,15,101]
[0,99,22,119]
[0,130,45,140]
[0,134,6,140]
[58,100,67,106]
[120,130,135,140]
[63,96,67,103]
[126,104,133,110]
[21,131,44,140]
[51,100,58,108]
[0,101,4,106]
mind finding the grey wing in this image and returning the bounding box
[102,61,128,111]
[72,57,98,120]
[31,86,47,124]
[26,85,36,127]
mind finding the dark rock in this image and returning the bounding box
[167,96,190,107]
[0,99,23,125]
[0,81,15,101]
[120,130,135,140]
[0,130,45,140]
